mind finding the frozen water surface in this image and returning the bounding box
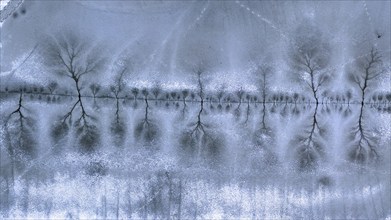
[0,0,390,219]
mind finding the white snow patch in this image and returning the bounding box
[0,0,11,10]
[206,69,259,93]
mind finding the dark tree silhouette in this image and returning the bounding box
[3,93,37,210]
[110,63,128,147]
[89,83,101,99]
[348,48,383,106]
[256,63,273,128]
[42,31,105,153]
[5,93,37,168]
[181,89,189,117]
[287,22,331,170]
[386,93,391,104]
[290,91,327,171]
[178,63,224,166]
[152,84,161,100]
[289,22,331,104]
[132,88,139,101]
[134,98,160,148]
[291,112,327,171]
[347,48,383,163]
[233,87,244,119]
[182,90,189,101]
[47,82,58,94]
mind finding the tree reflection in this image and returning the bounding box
[110,60,129,147]
[347,48,383,163]
[4,93,36,187]
[134,98,160,148]
[178,65,224,166]
[287,21,331,171]
[42,31,105,153]
[291,107,326,171]
[249,62,278,169]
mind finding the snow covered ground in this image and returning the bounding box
[0,1,390,219]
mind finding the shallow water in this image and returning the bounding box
[0,93,390,219]
[1,0,390,219]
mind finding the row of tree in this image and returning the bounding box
[2,83,390,105]
[2,22,388,107]
[1,21,388,172]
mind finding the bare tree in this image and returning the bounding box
[244,63,278,168]
[47,82,58,94]
[89,83,101,99]
[134,97,160,148]
[152,84,161,100]
[42,31,106,153]
[291,110,327,171]
[132,88,139,101]
[42,32,106,96]
[256,63,273,128]
[257,64,272,103]
[180,89,189,117]
[178,62,224,167]
[110,63,128,147]
[348,48,383,105]
[234,87,244,119]
[347,48,383,163]
[287,22,332,170]
[3,93,37,211]
[289,22,331,104]
[386,93,391,104]
[290,89,327,171]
